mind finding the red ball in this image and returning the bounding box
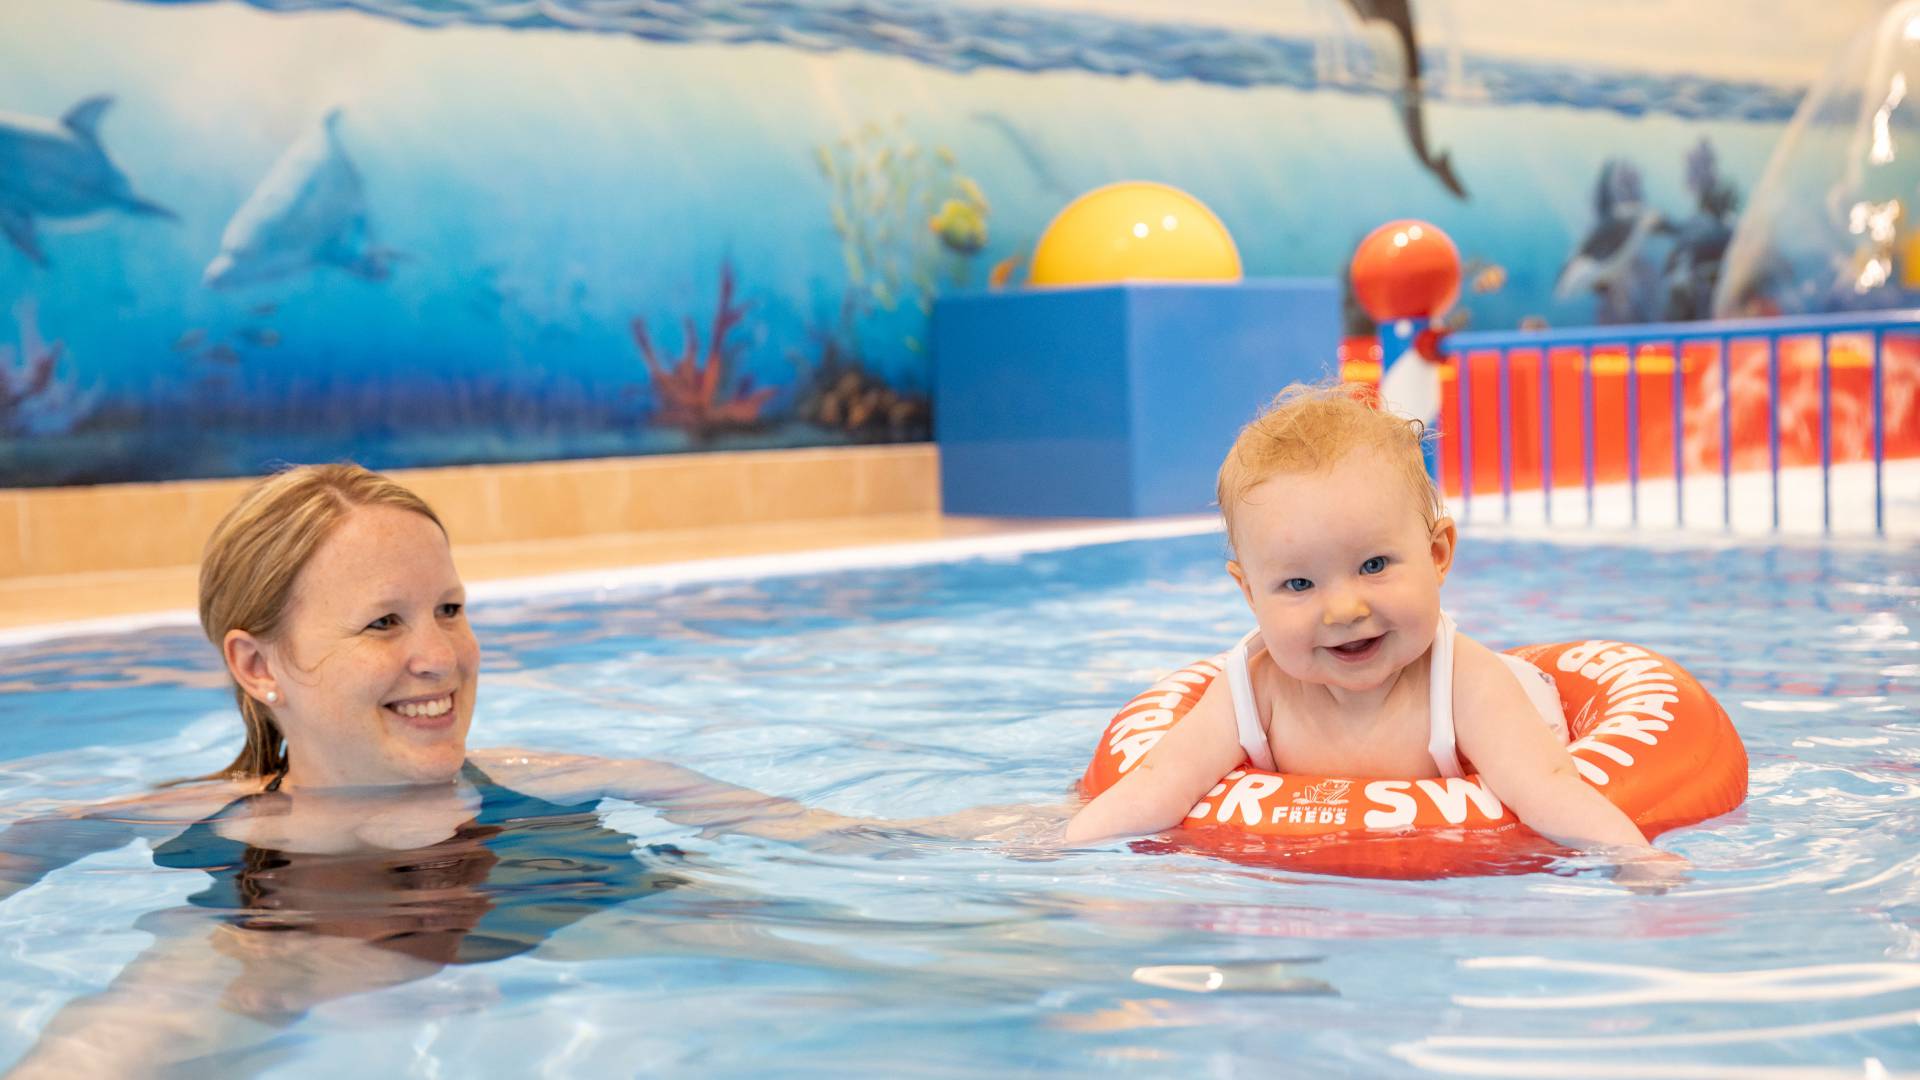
[1350,220,1461,322]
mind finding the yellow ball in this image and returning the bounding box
[1028,181,1241,286]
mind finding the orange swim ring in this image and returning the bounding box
[1080,639,1749,879]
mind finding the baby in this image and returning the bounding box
[1065,382,1669,869]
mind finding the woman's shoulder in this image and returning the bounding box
[63,775,265,826]
[468,746,636,803]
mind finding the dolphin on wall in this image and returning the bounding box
[0,95,177,266]
[1338,0,1467,201]
[204,109,394,290]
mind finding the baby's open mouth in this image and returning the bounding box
[1328,635,1383,661]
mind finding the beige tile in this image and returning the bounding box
[859,446,942,515]
[0,493,23,579]
[19,484,197,576]
[629,454,753,531]
[488,460,632,543]
[0,445,944,591]
[394,465,502,547]
[0,565,200,629]
[742,451,863,522]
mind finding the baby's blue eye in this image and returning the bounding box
[1282,578,1313,593]
[1360,556,1389,575]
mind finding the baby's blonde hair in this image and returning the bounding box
[1217,381,1442,551]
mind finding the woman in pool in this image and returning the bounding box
[0,464,903,1075]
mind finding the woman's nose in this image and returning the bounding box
[408,622,458,676]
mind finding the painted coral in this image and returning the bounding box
[1,300,98,436]
[629,261,774,437]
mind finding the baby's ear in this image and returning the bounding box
[1226,559,1256,605]
[1429,516,1458,581]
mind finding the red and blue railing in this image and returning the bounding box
[1345,310,1918,535]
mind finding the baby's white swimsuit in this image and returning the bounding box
[1223,612,1567,776]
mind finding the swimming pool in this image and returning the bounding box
[1,528,1916,1076]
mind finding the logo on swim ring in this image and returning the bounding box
[1282,780,1351,825]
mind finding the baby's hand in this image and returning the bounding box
[1609,848,1690,894]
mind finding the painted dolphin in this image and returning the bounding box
[1340,0,1467,200]
[1556,159,1668,300]
[204,109,393,289]
[0,96,176,266]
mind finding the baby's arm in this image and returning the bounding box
[1450,636,1663,855]
[1064,678,1250,844]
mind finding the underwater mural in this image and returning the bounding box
[0,0,1889,486]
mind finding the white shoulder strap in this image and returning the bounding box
[1427,610,1466,778]
[1225,629,1278,771]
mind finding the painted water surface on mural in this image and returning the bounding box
[0,0,1882,486]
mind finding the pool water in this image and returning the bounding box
[1,531,1916,1076]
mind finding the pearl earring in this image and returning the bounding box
[265,690,278,704]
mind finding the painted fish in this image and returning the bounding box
[988,252,1024,288]
[929,197,987,255]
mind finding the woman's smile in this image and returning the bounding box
[386,691,458,730]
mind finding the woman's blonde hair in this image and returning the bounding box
[194,463,444,781]
[1217,381,1442,550]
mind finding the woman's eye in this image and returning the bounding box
[1360,556,1389,574]
[438,603,464,619]
[1282,578,1313,593]
[366,615,399,631]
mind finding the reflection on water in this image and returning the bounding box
[1,533,1916,1074]
[149,762,690,973]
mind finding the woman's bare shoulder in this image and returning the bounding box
[471,747,734,805]
[70,776,264,825]
[469,746,643,802]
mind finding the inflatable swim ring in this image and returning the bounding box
[1080,639,1748,878]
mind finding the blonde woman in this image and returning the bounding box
[0,464,899,1075]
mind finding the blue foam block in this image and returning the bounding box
[932,279,1340,517]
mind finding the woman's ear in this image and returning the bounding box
[1430,516,1458,583]
[223,629,277,705]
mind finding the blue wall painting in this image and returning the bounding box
[0,0,1883,486]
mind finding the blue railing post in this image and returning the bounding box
[1768,335,1781,532]
[1458,350,1474,524]
[1541,347,1555,526]
[1582,345,1596,526]
[1498,347,1513,523]
[1819,334,1833,534]
[1672,337,1684,527]
[1627,343,1641,527]
[1873,329,1887,536]
[1719,335,1732,532]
